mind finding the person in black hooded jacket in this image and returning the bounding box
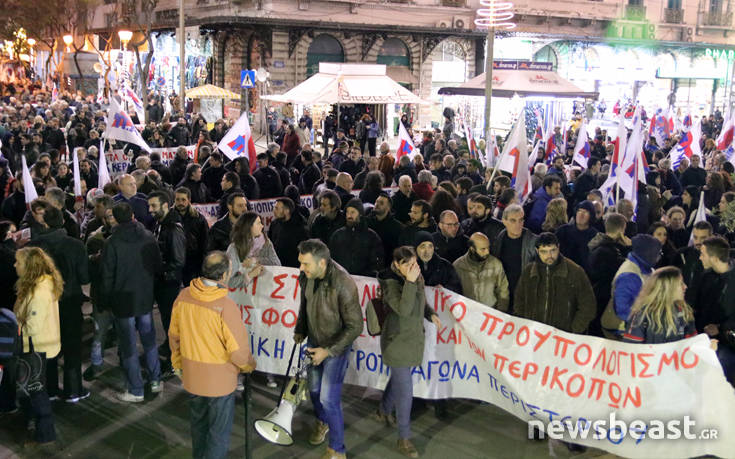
[269,197,309,268]
[329,198,384,277]
[253,153,283,199]
[555,200,599,271]
[413,231,462,295]
[168,147,190,187]
[176,163,211,204]
[28,206,90,401]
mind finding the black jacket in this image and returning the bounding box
[150,160,172,185]
[218,186,243,219]
[432,231,469,263]
[399,219,437,246]
[676,246,706,306]
[310,212,346,245]
[239,173,260,201]
[0,239,17,310]
[1,191,25,226]
[460,215,504,243]
[418,254,463,295]
[153,211,186,283]
[587,233,630,313]
[101,221,162,317]
[177,178,211,204]
[366,212,404,268]
[328,220,384,277]
[208,214,233,252]
[169,156,189,187]
[268,212,309,268]
[299,163,321,195]
[202,165,226,200]
[177,207,209,284]
[572,171,598,206]
[253,166,283,199]
[29,228,89,300]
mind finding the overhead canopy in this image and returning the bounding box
[438,70,598,99]
[262,63,429,105]
[186,84,241,99]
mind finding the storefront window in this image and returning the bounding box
[377,38,410,67]
[306,34,344,78]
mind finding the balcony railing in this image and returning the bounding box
[701,10,733,26]
[625,4,647,21]
[663,7,684,23]
[442,0,466,7]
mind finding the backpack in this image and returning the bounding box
[0,308,20,360]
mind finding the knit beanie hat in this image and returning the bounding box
[345,198,364,216]
[414,231,434,248]
[631,234,661,267]
[576,200,596,223]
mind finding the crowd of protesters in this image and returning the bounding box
[0,79,731,458]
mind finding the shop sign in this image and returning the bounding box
[493,61,553,71]
[706,48,735,60]
[273,60,285,68]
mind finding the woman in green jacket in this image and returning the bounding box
[375,246,441,458]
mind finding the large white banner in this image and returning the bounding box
[237,266,735,459]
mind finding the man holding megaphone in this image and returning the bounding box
[294,239,363,459]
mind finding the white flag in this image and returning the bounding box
[72,148,82,199]
[395,121,418,165]
[218,112,256,171]
[21,155,37,204]
[104,97,151,152]
[689,191,707,246]
[572,121,591,169]
[98,139,111,189]
[497,117,530,202]
[123,83,146,124]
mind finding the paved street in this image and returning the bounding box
[0,309,616,459]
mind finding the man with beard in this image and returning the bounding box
[209,192,248,252]
[177,164,211,204]
[328,198,384,277]
[338,148,364,178]
[366,193,404,268]
[460,194,504,242]
[310,191,346,245]
[201,152,226,200]
[174,188,209,286]
[433,210,468,263]
[148,191,186,377]
[269,197,309,268]
[453,233,509,311]
[399,200,436,246]
[218,172,243,218]
[253,153,283,199]
[83,200,117,381]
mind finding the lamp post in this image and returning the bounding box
[475,0,515,158]
[63,34,73,53]
[118,29,133,50]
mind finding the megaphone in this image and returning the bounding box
[254,374,308,445]
[255,345,311,446]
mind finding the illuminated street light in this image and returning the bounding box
[63,34,73,52]
[118,30,133,50]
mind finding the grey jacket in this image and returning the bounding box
[453,253,509,311]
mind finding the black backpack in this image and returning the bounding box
[0,308,20,360]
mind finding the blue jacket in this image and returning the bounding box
[526,186,555,234]
[613,252,653,321]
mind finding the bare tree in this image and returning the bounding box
[120,0,159,121]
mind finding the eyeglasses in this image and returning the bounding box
[441,222,459,227]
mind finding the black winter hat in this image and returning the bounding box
[414,231,434,248]
[345,198,364,216]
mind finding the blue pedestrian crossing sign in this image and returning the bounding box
[241,70,256,88]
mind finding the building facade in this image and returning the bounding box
[87,0,735,129]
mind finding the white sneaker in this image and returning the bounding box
[150,381,164,393]
[116,391,144,403]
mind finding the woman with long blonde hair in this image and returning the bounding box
[14,247,64,446]
[623,266,696,344]
[541,197,568,232]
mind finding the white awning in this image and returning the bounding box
[262,63,429,105]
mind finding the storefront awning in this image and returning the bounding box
[438,70,598,99]
[262,63,429,105]
[186,84,241,99]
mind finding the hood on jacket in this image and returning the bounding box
[588,232,619,251]
[189,278,228,302]
[631,234,661,267]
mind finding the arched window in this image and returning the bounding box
[377,38,410,67]
[306,34,344,77]
[533,45,558,71]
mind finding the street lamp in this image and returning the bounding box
[475,0,515,162]
[118,30,133,50]
[63,34,73,52]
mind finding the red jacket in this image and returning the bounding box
[412,182,434,201]
[281,132,301,157]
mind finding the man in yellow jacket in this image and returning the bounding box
[169,251,256,459]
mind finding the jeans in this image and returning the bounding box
[116,313,160,396]
[155,280,181,360]
[308,344,350,454]
[368,137,377,157]
[189,392,235,459]
[90,306,115,367]
[47,295,83,397]
[381,366,413,439]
